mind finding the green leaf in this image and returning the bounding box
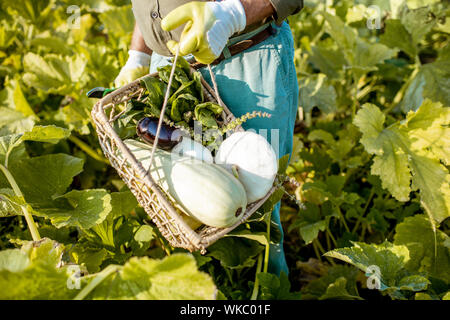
[278,154,290,174]
[380,19,417,58]
[401,7,437,47]
[399,71,426,113]
[353,104,386,155]
[325,241,409,289]
[77,43,119,86]
[325,241,431,296]
[394,215,450,283]
[401,61,450,112]
[171,93,197,122]
[354,102,450,223]
[109,191,138,219]
[421,61,450,107]
[309,43,346,79]
[22,53,88,95]
[99,5,135,38]
[292,203,327,244]
[0,188,26,217]
[134,225,155,243]
[301,265,361,300]
[0,126,69,166]
[21,125,70,144]
[194,102,223,129]
[0,134,27,166]
[259,187,284,214]
[0,107,35,136]
[207,237,263,269]
[350,39,398,76]
[225,229,269,246]
[0,238,80,299]
[320,277,362,300]
[299,74,337,113]
[257,272,301,300]
[87,254,217,300]
[3,0,53,23]
[322,12,356,50]
[402,99,450,165]
[56,94,93,135]
[397,275,430,291]
[0,79,36,118]
[2,154,84,206]
[140,76,166,109]
[70,246,108,274]
[39,189,112,229]
[308,129,357,165]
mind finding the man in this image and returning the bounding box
[116,0,303,276]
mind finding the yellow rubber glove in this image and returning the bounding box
[161,0,246,65]
[114,50,151,87]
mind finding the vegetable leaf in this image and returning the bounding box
[2,154,84,206]
[394,215,450,283]
[0,238,80,299]
[257,272,301,300]
[38,189,112,229]
[325,241,430,296]
[299,74,337,113]
[354,101,450,223]
[87,254,217,300]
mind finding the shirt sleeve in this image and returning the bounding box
[268,0,304,23]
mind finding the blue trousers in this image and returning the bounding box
[150,21,299,276]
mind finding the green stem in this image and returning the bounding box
[360,224,367,241]
[0,164,40,241]
[326,228,338,248]
[314,239,336,266]
[325,229,331,251]
[336,206,350,233]
[250,253,263,300]
[69,136,110,165]
[263,212,272,273]
[157,235,171,256]
[385,66,420,114]
[313,238,336,266]
[351,75,361,118]
[352,188,375,233]
[312,240,322,262]
[73,265,119,300]
[305,111,312,128]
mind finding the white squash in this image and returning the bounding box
[171,137,214,163]
[170,158,247,228]
[123,139,247,228]
[215,131,278,203]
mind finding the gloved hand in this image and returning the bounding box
[161,0,246,65]
[114,50,151,87]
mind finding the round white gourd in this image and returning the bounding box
[215,131,278,203]
[172,137,214,163]
[123,139,247,228]
[170,159,247,228]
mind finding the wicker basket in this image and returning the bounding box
[91,68,276,254]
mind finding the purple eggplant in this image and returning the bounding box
[136,117,182,150]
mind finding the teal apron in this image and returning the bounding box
[150,21,299,276]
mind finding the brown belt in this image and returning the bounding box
[191,25,276,69]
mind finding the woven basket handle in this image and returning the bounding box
[147,47,181,170]
[206,65,243,131]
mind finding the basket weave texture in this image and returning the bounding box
[91,69,276,254]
